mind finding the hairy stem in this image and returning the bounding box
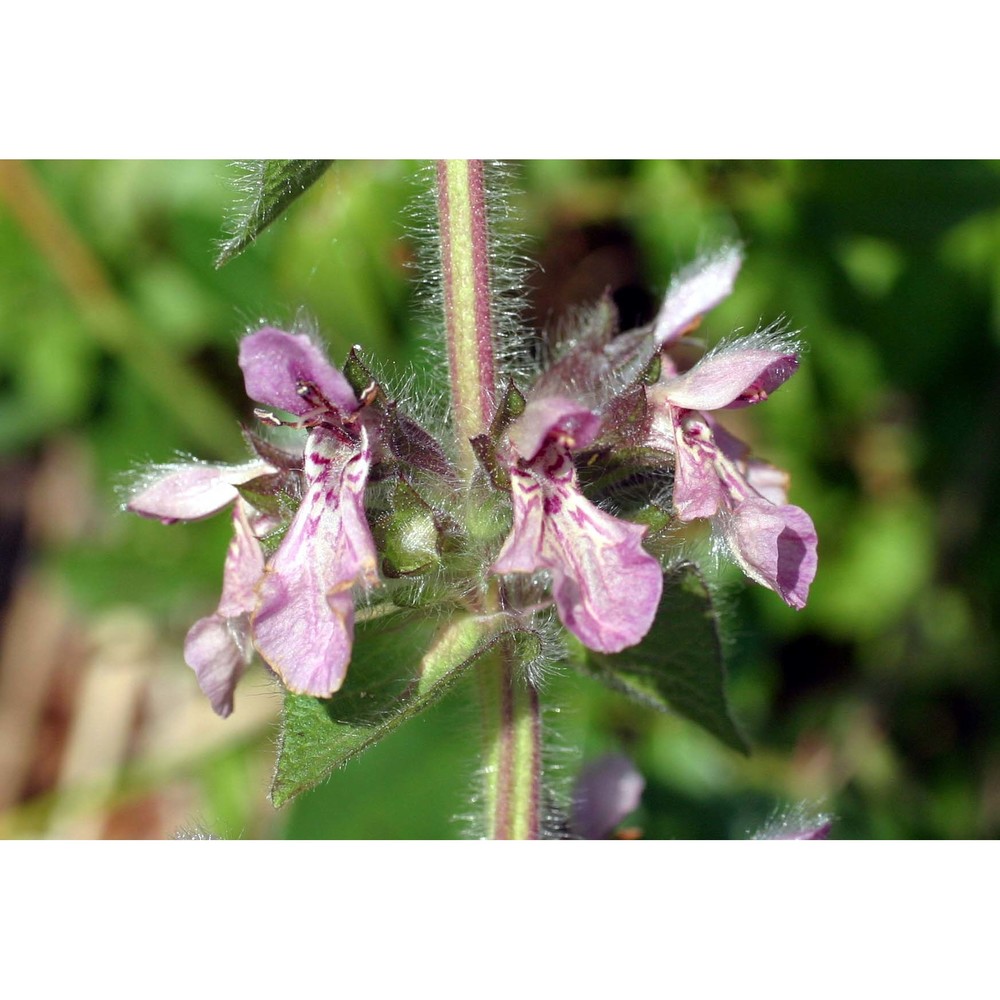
[436,160,541,837]
[477,642,542,840]
[436,159,497,474]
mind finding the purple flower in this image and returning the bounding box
[238,327,379,697]
[127,461,276,716]
[239,326,361,419]
[644,254,818,609]
[251,425,378,696]
[183,500,266,717]
[570,753,645,839]
[126,459,276,525]
[491,396,663,653]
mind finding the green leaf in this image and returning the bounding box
[579,563,749,754]
[270,609,539,807]
[215,160,333,266]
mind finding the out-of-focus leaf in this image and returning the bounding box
[281,683,475,839]
[215,160,333,266]
[271,609,540,807]
[579,562,749,754]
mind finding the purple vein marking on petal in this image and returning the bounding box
[671,412,727,521]
[251,427,377,696]
[492,446,661,653]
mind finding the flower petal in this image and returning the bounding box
[126,461,273,524]
[743,459,791,507]
[183,503,265,717]
[751,804,833,840]
[531,294,655,409]
[653,245,742,347]
[655,342,798,412]
[492,448,662,653]
[725,498,817,609]
[217,502,266,618]
[671,413,727,520]
[709,418,791,506]
[508,397,601,463]
[239,327,358,416]
[184,614,250,718]
[251,427,378,696]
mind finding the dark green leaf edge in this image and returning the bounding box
[578,563,750,755]
[215,160,334,267]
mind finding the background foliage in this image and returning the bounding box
[1,159,997,839]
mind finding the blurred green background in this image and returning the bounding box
[1,160,997,839]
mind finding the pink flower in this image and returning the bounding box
[183,500,266,717]
[645,253,818,610]
[653,244,744,349]
[127,461,275,716]
[239,327,361,418]
[238,327,379,697]
[491,397,663,653]
[126,459,275,525]
[126,326,382,711]
[250,425,378,696]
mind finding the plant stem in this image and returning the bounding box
[436,159,497,475]
[436,159,542,838]
[477,641,542,840]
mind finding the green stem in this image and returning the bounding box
[436,159,497,475]
[477,642,542,840]
[436,160,542,838]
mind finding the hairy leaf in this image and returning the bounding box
[580,562,749,754]
[271,609,539,807]
[216,160,333,266]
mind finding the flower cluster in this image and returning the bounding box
[128,246,816,716]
